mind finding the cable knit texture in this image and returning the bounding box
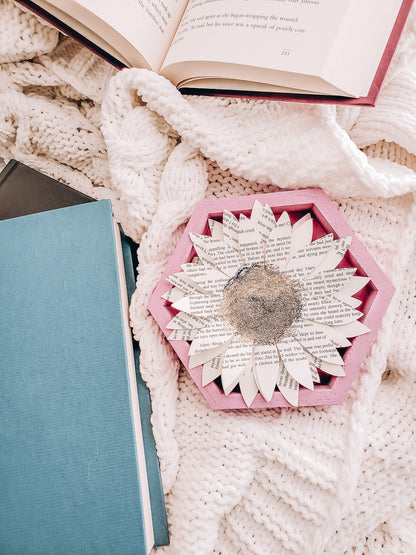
[1,1,416,553]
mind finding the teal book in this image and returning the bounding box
[0,200,168,554]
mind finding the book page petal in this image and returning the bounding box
[239,216,264,265]
[190,233,243,277]
[221,338,253,374]
[265,225,292,270]
[308,361,321,383]
[292,213,312,230]
[333,292,362,309]
[208,219,223,241]
[250,200,264,226]
[308,237,351,277]
[302,267,356,298]
[189,340,232,369]
[181,264,229,295]
[202,354,223,386]
[339,276,371,296]
[308,354,345,377]
[277,360,299,406]
[276,211,291,233]
[276,335,314,390]
[302,295,363,326]
[221,339,253,395]
[287,214,313,260]
[285,234,333,279]
[189,319,234,356]
[295,319,351,348]
[333,319,371,338]
[255,203,277,243]
[166,311,206,330]
[162,286,186,302]
[172,293,222,318]
[253,344,280,402]
[223,362,252,396]
[239,369,259,407]
[291,319,345,364]
[222,210,240,251]
[167,272,204,295]
[168,329,198,341]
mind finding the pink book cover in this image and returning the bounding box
[17,0,414,106]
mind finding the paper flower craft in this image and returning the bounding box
[163,201,371,407]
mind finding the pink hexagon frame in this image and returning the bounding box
[148,189,395,410]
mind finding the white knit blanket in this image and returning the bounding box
[1,1,416,552]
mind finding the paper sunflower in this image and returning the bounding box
[163,201,370,407]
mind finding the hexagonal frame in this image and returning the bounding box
[148,189,395,410]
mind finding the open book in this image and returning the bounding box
[20,0,413,105]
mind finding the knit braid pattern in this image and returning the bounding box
[1,1,416,553]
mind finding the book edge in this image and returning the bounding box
[113,221,155,553]
[121,233,170,547]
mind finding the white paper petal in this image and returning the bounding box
[189,319,234,356]
[308,355,346,377]
[253,344,280,402]
[276,335,314,389]
[162,287,186,302]
[285,234,333,279]
[168,329,198,341]
[239,369,259,407]
[334,320,371,338]
[333,292,362,309]
[290,319,345,364]
[265,224,292,271]
[255,204,277,243]
[166,311,206,330]
[208,219,223,241]
[222,210,240,251]
[287,215,313,260]
[239,217,264,265]
[250,200,264,225]
[309,237,352,277]
[339,276,371,296]
[190,233,243,277]
[277,360,299,406]
[181,264,229,295]
[302,295,363,326]
[302,267,356,298]
[202,355,223,386]
[189,340,232,369]
[167,272,204,295]
[172,293,222,318]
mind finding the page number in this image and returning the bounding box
[281,49,291,56]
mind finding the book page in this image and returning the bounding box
[321,0,403,97]
[41,0,187,70]
[160,0,350,90]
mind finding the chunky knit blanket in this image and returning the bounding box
[1,1,416,553]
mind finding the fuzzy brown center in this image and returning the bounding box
[220,265,303,344]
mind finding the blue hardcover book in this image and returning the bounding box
[0,200,168,554]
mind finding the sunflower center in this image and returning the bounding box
[220,265,303,344]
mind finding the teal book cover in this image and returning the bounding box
[0,200,163,554]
